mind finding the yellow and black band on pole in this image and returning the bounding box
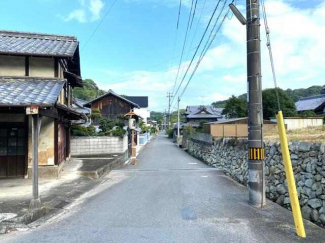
[249,148,265,160]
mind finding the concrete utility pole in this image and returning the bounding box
[167,92,173,130]
[177,97,180,140]
[30,114,42,210]
[230,0,265,207]
[246,0,265,207]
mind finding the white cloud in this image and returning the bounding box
[63,0,105,23]
[92,0,325,111]
[89,0,105,21]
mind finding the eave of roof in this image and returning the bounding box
[0,77,65,107]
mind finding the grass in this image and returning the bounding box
[264,126,325,143]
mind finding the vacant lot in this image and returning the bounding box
[264,126,325,143]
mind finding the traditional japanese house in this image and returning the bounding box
[84,89,140,124]
[0,30,85,178]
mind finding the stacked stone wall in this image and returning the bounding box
[187,137,325,227]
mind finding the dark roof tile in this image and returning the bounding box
[0,30,78,57]
[0,77,65,107]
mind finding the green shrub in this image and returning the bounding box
[91,108,102,119]
[112,128,126,138]
[150,127,157,134]
[72,126,89,136]
[167,129,174,139]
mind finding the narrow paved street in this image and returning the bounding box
[2,134,324,243]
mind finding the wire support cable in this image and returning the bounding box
[261,0,281,111]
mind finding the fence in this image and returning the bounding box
[71,135,128,156]
[203,123,278,138]
[139,132,151,146]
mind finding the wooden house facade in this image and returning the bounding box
[0,30,85,178]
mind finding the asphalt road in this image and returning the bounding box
[2,133,325,243]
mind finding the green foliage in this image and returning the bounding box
[222,95,248,118]
[111,128,126,138]
[139,121,148,134]
[150,111,164,125]
[91,108,102,119]
[71,125,96,136]
[263,88,297,119]
[285,86,323,102]
[167,129,174,139]
[212,100,227,108]
[150,126,157,134]
[196,120,208,132]
[183,124,195,135]
[72,79,106,101]
[98,118,116,132]
[300,110,317,117]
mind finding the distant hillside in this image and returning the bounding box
[212,85,324,107]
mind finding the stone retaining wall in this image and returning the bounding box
[186,135,325,227]
[71,135,128,156]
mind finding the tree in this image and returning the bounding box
[262,88,297,119]
[222,96,247,118]
[72,79,106,101]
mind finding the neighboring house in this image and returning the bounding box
[125,96,150,124]
[184,105,224,127]
[295,94,325,115]
[72,98,91,125]
[84,89,140,124]
[269,117,323,131]
[0,30,85,178]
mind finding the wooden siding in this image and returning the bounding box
[91,95,132,119]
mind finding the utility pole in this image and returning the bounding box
[246,0,265,207]
[177,97,180,140]
[167,92,173,130]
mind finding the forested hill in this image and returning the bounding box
[72,79,106,101]
[212,85,324,107]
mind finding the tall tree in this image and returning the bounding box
[262,88,297,119]
[222,96,247,118]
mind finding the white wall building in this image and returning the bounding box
[125,96,150,124]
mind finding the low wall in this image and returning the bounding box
[186,134,325,227]
[71,135,128,156]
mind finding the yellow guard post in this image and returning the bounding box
[276,111,306,238]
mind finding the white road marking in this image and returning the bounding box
[188,163,197,165]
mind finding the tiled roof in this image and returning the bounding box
[125,96,148,108]
[295,94,325,112]
[84,89,140,108]
[0,77,65,107]
[185,105,224,119]
[72,98,91,114]
[0,30,78,57]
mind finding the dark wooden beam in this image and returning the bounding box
[25,56,29,76]
[54,58,59,78]
[39,108,59,119]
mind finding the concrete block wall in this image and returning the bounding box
[71,135,128,156]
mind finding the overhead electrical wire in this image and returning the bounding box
[190,0,198,29]
[177,0,182,29]
[179,6,232,98]
[171,0,196,97]
[170,0,224,106]
[81,0,119,51]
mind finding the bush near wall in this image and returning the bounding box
[187,136,325,227]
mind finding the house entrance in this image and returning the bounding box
[0,124,27,178]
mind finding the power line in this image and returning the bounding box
[171,0,195,97]
[177,0,182,29]
[190,0,198,29]
[81,0,119,51]
[179,7,231,98]
[170,0,223,106]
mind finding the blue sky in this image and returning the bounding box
[1,0,325,112]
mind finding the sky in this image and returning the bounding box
[0,0,325,112]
